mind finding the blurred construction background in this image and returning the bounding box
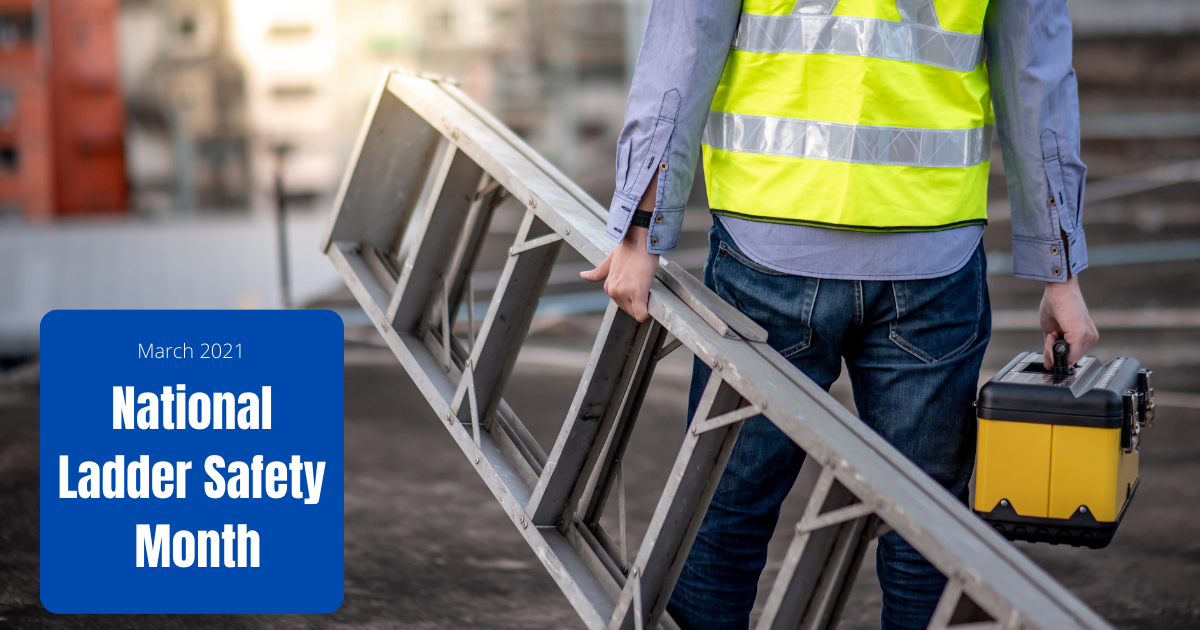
[2,0,1200,627]
[1,0,1199,353]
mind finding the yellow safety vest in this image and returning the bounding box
[703,0,993,231]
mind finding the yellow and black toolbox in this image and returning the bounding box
[974,341,1154,549]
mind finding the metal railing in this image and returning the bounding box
[322,69,1114,630]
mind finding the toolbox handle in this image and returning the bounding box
[1052,339,1071,375]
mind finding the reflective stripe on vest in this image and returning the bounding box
[704,111,993,168]
[703,0,993,231]
[734,13,984,73]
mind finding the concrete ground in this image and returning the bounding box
[2,307,1199,629]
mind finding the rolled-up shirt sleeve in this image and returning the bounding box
[985,0,1089,282]
[606,0,741,254]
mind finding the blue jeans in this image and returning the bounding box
[667,219,990,630]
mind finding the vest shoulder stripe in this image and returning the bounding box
[734,13,985,73]
[703,111,993,168]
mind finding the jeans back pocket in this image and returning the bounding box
[887,248,984,364]
[712,241,817,359]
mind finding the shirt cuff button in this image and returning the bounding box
[1052,267,1062,276]
[651,236,659,246]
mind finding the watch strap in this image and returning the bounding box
[630,209,653,228]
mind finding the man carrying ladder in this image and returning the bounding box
[583,0,1099,627]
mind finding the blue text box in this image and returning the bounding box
[40,310,344,613]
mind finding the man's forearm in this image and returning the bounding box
[984,0,1089,282]
[604,0,740,255]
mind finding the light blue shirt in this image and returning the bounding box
[605,0,1090,282]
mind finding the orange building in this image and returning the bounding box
[46,0,127,216]
[0,0,126,221]
[0,0,53,220]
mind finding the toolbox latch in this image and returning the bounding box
[1137,368,1155,428]
[1122,390,1141,453]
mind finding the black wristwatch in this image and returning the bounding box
[630,210,654,228]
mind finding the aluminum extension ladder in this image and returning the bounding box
[321,69,1114,630]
